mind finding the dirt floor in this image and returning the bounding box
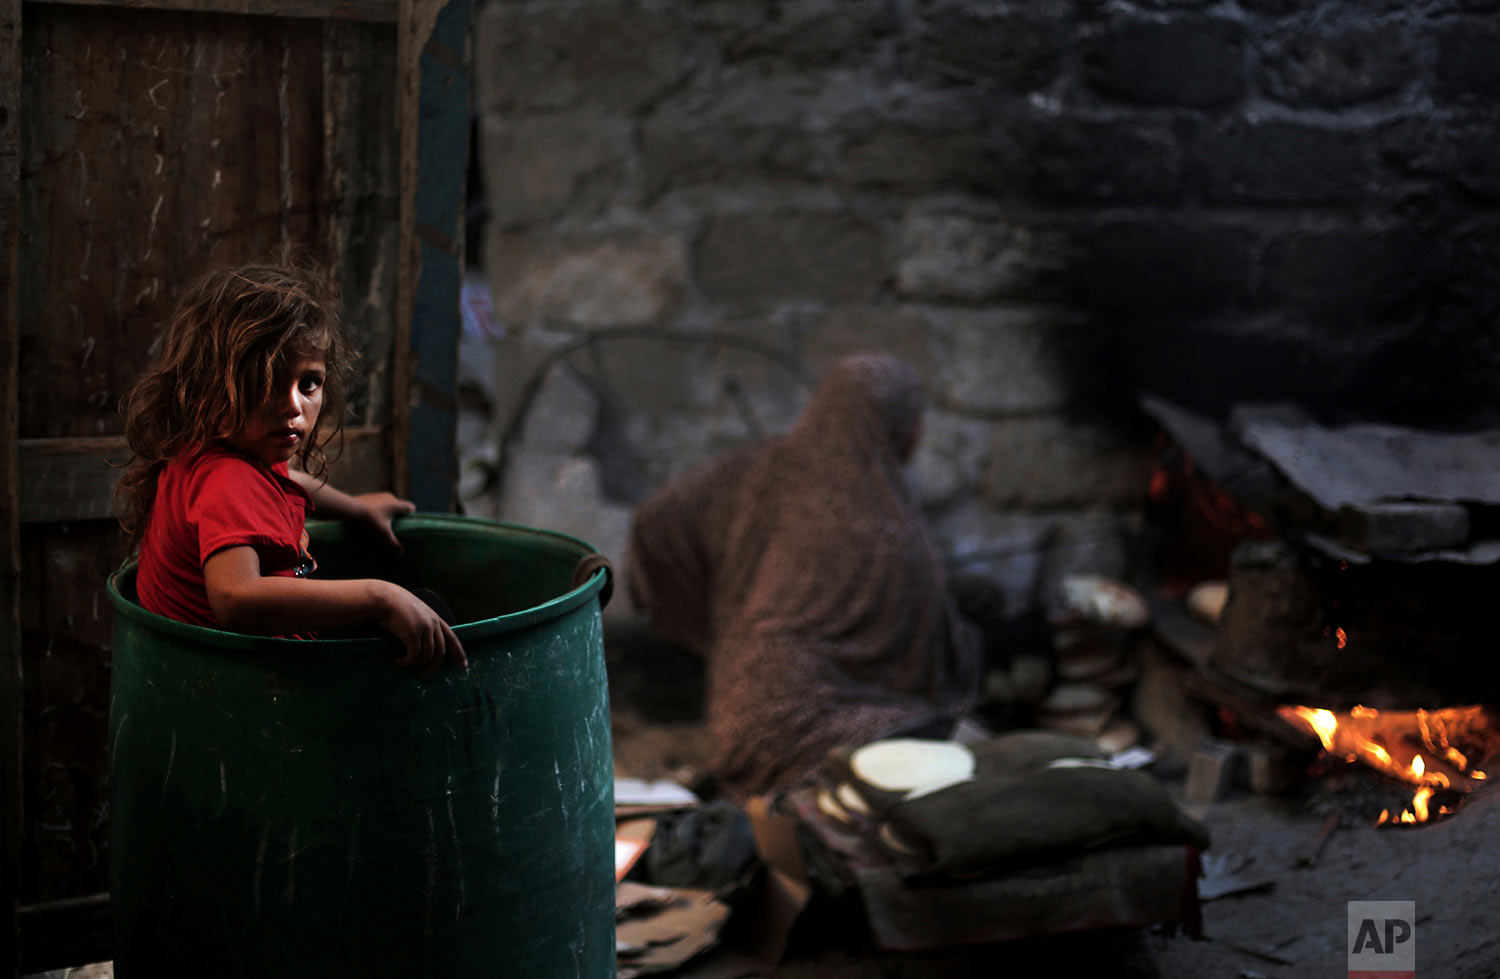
[1154,788,1500,979]
[31,635,1497,979]
[609,638,1500,979]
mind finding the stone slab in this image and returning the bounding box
[1336,501,1471,555]
[1235,407,1500,508]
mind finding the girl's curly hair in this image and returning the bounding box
[116,261,352,551]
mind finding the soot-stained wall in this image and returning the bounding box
[469,0,1500,616]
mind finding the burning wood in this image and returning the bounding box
[1277,704,1500,825]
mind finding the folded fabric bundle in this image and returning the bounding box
[643,802,761,893]
[884,764,1210,877]
[817,730,1207,878]
[823,730,1110,822]
[967,730,1109,775]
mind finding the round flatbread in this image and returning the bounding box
[835,781,873,817]
[816,786,852,824]
[849,738,976,794]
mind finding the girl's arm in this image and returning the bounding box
[289,470,414,551]
[204,545,466,673]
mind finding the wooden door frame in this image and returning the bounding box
[2,0,23,969]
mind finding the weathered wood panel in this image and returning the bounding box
[15,438,128,525]
[17,522,119,905]
[18,894,110,976]
[17,427,388,523]
[18,3,399,440]
[322,18,400,433]
[2,0,23,966]
[30,0,395,23]
[21,4,319,438]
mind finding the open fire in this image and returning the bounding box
[1277,704,1500,825]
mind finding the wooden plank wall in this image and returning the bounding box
[2,0,467,965]
[11,0,407,929]
[30,0,395,21]
[17,429,386,524]
[18,5,399,443]
[2,0,24,971]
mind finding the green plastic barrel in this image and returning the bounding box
[106,514,615,978]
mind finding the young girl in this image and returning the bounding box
[117,262,466,673]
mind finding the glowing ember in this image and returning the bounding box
[1335,628,1347,649]
[1278,704,1500,826]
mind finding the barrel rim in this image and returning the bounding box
[106,513,606,656]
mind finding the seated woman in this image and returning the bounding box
[626,353,983,800]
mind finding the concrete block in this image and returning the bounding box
[841,126,998,190]
[695,213,888,307]
[705,0,899,67]
[497,449,635,622]
[637,71,844,197]
[515,361,598,455]
[800,304,934,383]
[480,112,630,229]
[1431,19,1500,101]
[475,5,694,114]
[1199,118,1388,204]
[487,231,688,329]
[640,119,829,200]
[1380,113,1500,200]
[1240,0,1405,13]
[1336,502,1471,555]
[1085,14,1246,107]
[895,209,1069,302]
[918,5,1063,89]
[1256,20,1412,107]
[920,306,1073,414]
[907,408,992,511]
[1259,226,1432,322]
[1072,218,1255,315]
[989,108,1186,206]
[592,337,806,483]
[981,417,1150,509]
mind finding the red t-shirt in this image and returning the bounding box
[136,443,315,634]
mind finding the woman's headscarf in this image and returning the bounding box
[626,354,982,797]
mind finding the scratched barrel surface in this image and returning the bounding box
[106,514,615,978]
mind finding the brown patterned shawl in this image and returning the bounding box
[626,355,983,799]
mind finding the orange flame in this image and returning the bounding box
[1278,704,1500,826]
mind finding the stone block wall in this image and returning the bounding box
[469,0,1500,619]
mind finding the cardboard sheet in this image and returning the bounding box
[616,818,657,882]
[616,883,732,978]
